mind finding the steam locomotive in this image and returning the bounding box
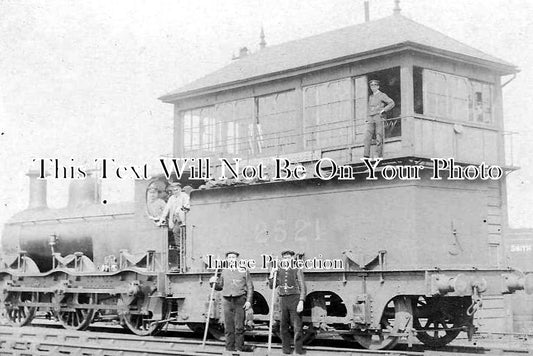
[2,12,532,351]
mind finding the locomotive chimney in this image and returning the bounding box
[67,171,101,208]
[26,170,48,209]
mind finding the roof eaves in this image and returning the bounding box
[159,42,519,103]
[405,41,518,75]
[158,43,410,103]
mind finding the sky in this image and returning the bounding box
[0,0,532,229]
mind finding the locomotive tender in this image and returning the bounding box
[2,12,533,350]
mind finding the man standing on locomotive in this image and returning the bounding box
[159,182,190,228]
[209,251,254,352]
[157,182,190,268]
[363,79,395,159]
[269,250,307,355]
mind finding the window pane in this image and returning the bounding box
[422,69,492,125]
[257,90,297,155]
[482,84,492,124]
[303,78,352,149]
[473,81,484,123]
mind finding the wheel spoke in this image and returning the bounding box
[4,292,37,327]
[121,302,162,337]
[414,296,463,348]
[55,294,94,331]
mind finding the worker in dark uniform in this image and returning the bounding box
[363,79,395,159]
[269,250,306,355]
[209,251,254,352]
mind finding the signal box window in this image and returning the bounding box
[215,99,254,155]
[182,99,254,155]
[414,67,493,124]
[472,81,492,124]
[183,106,215,153]
[256,90,297,155]
[303,78,352,149]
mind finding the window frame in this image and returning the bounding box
[420,68,494,125]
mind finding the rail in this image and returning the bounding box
[0,325,530,356]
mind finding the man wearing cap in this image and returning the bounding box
[159,182,190,228]
[210,251,254,352]
[363,79,395,159]
[269,250,307,355]
[158,182,190,268]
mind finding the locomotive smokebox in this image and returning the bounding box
[2,172,108,272]
[20,233,93,272]
[14,175,98,271]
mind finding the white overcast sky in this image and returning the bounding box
[0,0,532,229]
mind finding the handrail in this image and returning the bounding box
[182,115,517,167]
[184,117,403,155]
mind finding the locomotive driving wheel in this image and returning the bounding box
[122,310,163,336]
[412,296,466,348]
[119,293,165,336]
[54,293,96,331]
[348,296,412,350]
[186,322,225,341]
[4,291,38,327]
[208,322,225,341]
[272,321,318,345]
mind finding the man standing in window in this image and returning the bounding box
[363,79,395,159]
[269,250,307,355]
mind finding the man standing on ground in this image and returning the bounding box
[269,250,307,355]
[210,251,254,352]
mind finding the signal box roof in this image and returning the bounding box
[160,14,517,102]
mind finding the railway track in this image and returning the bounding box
[0,325,531,356]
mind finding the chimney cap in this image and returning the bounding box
[233,46,250,60]
[239,47,249,56]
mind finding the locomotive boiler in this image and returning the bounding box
[1,171,156,273]
[2,11,533,351]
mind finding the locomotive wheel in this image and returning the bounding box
[4,292,37,327]
[186,322,206,336]
[412,296,463,348]
[351,296,412,350]
[55,293,96,331]
[122,310,163,336]
[186,322,225,341]
[119,287,166,336]
[272,321,317,345]
[208,323,225,341]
